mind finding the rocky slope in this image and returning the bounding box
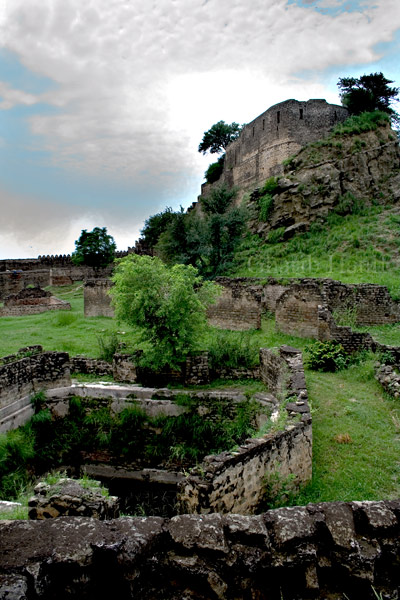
[250,122,400,239]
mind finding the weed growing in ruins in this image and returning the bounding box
[260,470,297,510]
[332,306,358,328]
[305,341,349,372]
[97,331,120,362]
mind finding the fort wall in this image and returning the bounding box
[201,99,348,200]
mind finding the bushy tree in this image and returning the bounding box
[205,155,225,183]
[140,207,181,251]
[338,72,399,119]
[72,227,116,271]
[198,121,241,155]
[110,255,220,370]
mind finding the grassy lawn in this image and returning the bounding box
[0,283,139,358]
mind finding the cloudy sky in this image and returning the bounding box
[0,0,399,259]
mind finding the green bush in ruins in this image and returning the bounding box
[110,255,220,370]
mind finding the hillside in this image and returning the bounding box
[230,113,400,297]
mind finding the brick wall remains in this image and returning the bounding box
[207,278,263,330]
[84,279,114,317]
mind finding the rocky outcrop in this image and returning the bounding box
[252,124,400,237]
[1,500,400,599]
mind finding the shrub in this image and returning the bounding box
[305,341,349,371]
[205,155,225,183]
[54,311,77,327]
[267,227,286,244]
[258,193,274,222]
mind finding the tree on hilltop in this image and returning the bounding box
[72,227,116,271]
[338,72,399,120]
[198,121,241,155]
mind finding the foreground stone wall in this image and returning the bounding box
[2,500,400,599]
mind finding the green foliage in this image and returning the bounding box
[201,184,237,215]
[207,330,259,370]
[72,227,116,271]
[0,429,35,498]
[338,72,399,119]
[258,193,274,222]
[332,110,391,136]
[198,121,241,155]
[267,227,285,244]
[97,331,120,362]
[205,155,225,183]
[260,176,279,196]
[140,207,181,251]
[261,471,297,510]
[334,193,365,216]
[54,311,77,327]
[305,341,349,372]
[110,255,220,370]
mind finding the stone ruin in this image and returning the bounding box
[0,286,71,317]
[1,348,400,597]
[28,477,120,520]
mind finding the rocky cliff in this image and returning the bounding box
[251,121,400,238]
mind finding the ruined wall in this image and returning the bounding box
[213,277,400,332]
[179,346,311,514]
[2,500,400,599]
[0,349,71,432]
[207,278,262,330]
[84,279,114,317]
[0,270,51,300]
[0,287,71,317]
[201,99,348,201]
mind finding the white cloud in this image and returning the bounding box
[0,81,39,109]
[2,0,399,180]
[0,0,399,257]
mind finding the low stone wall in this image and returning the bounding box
[84,279,114,317]
[0,350,71,432]
[179,346,311,514]
[0,287,71,316]
[2,500,400,599]
[28,478,120,520]
[70,356,113,376]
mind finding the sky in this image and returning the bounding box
[0,0,399,259]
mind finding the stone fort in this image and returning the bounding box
[200,98,348,200]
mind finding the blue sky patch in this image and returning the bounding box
[0,49,56,95]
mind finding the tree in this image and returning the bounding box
[338,72,399,118]
[72,227,116,271]
[110,255,220,370]
[140,207,180,251]
[198,121,241,155]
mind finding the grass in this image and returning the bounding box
[291,358,400,504]
[0,282,140,358]
[231,207,400,299]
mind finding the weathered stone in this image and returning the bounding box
[28,478,120,520]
